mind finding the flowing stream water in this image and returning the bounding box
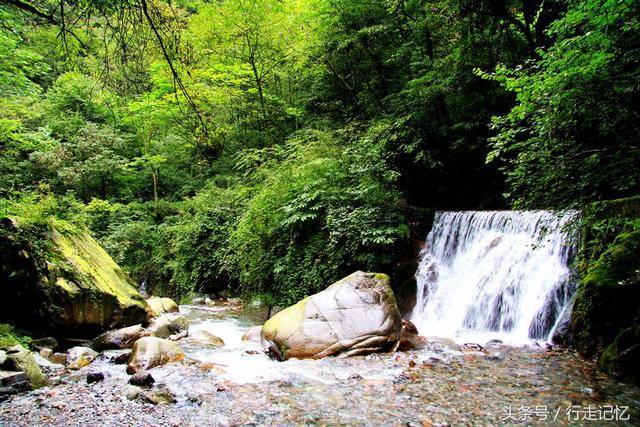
[2,303,640,425]
[411,210,580,345]
[3,211,640,425]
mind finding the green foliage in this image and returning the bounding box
[486,0,640,208]
[232,129,407,305]
[1,0,638,312]
[0,323,31,349]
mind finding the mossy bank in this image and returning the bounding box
[565,196,640,384]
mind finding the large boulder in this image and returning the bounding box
[147,313,189,339]
[0,218,152,336]
[1,345,47,388]
[261,271,402,359]
[146,297,179,317]
[126,337,184,374]
[92,324,150,351]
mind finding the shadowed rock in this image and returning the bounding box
[92,325,150,351]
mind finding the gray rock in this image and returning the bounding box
[140,385,176,405]
[0,351,6,365]
[129,371,155,387]
[123,385,142,400]
[92,324,150,351]
[126,337,184,374]
[187,330,224,347]
[261,271,402,359]
[147,314,189,339]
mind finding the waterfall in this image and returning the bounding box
[411,210,580,344]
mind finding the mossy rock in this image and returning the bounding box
[569,210,640,383]
[0,217,151,337]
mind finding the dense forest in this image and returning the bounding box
[1,0,638,309]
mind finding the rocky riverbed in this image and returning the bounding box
[1,303,640,426]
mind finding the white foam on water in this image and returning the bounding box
[411,210,580,345]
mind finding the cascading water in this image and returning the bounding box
[411,210,580,344]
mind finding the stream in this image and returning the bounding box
[1,302,640,426]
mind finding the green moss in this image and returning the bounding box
[582,220,640,288]
[569,200,640,384]
[1,217,150,335]
[52,227,147,310]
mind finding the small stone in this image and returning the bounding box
[86,371,105,384]
[140,386,176,405]
[98,349,131,364]
[129,372,155,387]
[39,348,53,360]
[123,385,142,400]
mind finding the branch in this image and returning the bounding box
[1,0,57,23]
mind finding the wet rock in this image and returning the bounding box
[129,371,155,387]
[485,339,503,349]
[187,330,225,347]
[2,345,47,388]
[92,324,150,351]
[123,385,142,400]
[0,370,29,398]
[98,349,132,364]
[140,386,176,405]
[261,271,402,359]
[241,326,262,343]
[86,371,104,384]
[397,338,416,351]
[126,337,184,374]
[147,297,179,317]
[168,330,188,341]
[460,343,487,354]
[66,346,98,370]
[48,352,67,365]
[204,297,213,305]
[29,337,58,352]
[147,314,189,339]
[401,319,419,337]
[191,298,205,305]
[0,351,6,365]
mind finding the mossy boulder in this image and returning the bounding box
[261,271,402,360]
[0,217,152,337]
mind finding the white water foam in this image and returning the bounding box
[411,210,579,345]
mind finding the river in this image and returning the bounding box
[1,302,639,426]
